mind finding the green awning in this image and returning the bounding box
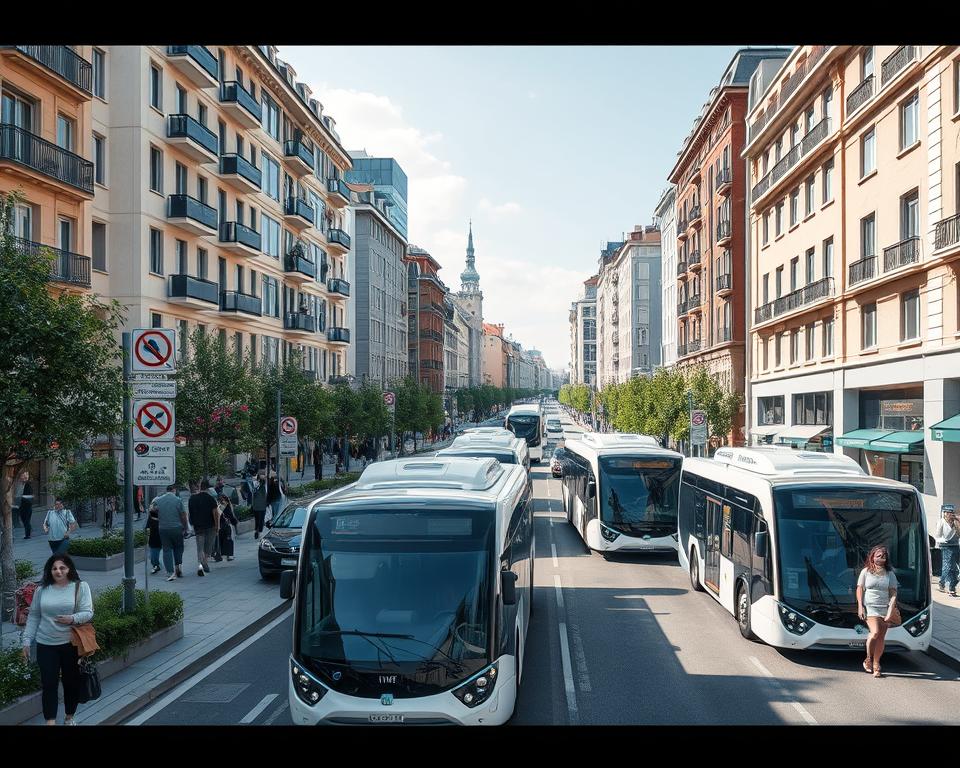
[867,431,925,453]
[930,413,960,443]
[836,429,893,449]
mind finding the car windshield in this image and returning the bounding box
[273,503,309,528]
[598,456,682,535]
[507,414,540,440]
[774,486,929,621]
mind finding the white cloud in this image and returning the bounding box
[478,198,523,218]
[527,90,538,100]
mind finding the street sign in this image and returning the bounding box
[383,391,396,413]
[134,453,175,485]
[279,415,298,457]
[133,400,176,442]
[280,416,298,435]
[132,380,178,399]
[134,441,175,458]
[132,329,177,373]
[690,409,708,445]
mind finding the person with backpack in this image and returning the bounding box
[251,473,268,539]
[43,499,78,554]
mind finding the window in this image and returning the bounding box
[92,222,106,272]
[149,147,163,193]
[56,114,74,151]
[790,188,799,226]
[862,303,877,349]
[775,202,784,236]
[775,138,783,162]
[775,266,783,298]
[862,47,875,80]
[149,228,163,275]
[793,392,833,426]
[822,86,833,124]
[151,313,162,329]
[822,158,834,202]
[262,276,280,317]
[175,239,187,274]
[175,84,187,114]
[763,212,770,245]
[805,105,815,134]
[790,256,799,292]
[197,247,208,280]
[804,175,815,216]
[823,317,834,357]
[900,289,920,341]
[775,332,783,367]
[805,248,816,284]
[805,323,815,361]
[861,127,876,177]
[198,103,208,128]
[262,214,280,257]
[197,175,207,205]
[901,188,919,240]
[823,237,834,278]
[762,337,769,370]
[900,92,919,150]
[92,48,106,99]
[790,329,799,364]
[762,273,769,305]
[149,64,162,110]
[175,162,187,195]
[861,214,876,258]
[93,134,105,185]
[263,95,280,141]
[758,395,784,425]
[263,154,280,201]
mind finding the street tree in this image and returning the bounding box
[247,352,316,472]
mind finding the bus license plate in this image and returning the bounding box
[281,558,298,566]
[848,641,866,648]
[369,713,405,723]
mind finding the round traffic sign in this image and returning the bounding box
[136,401,174,439]
[280,416,298,435]
[692,411,706,426]
[383,392,396,406]
[134,331,174,369]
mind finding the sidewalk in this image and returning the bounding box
[927,584,960,671]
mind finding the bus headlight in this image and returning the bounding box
[291,659,328,706]
[777,603,814,635]
[599,524,620,543]
[452,662,499,708]
[903,610,930,637]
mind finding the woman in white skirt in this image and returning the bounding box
[857,545,898,678]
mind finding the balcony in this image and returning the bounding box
[716,220,732,245]
[218,81,262,128]
[883,236,920,272]
[934,213,960,251]
[420,329,444,343]
[283,138,315,175]
[0,46,92,98]
[678,339,702,358]
[284,311,317,335]
[9,236,91,289]
[218,221,261,256]
[687,294,702,314]
[801,118,830,157]
[688,165,702,184]
[849,255,877,286]
[217,153,261,193]
[688,205,702,227]
[881,46,918,88]
[676,300,687,317]
[677,260,688,277]
[167,274,219,308]
[166,114,218,163]
[846,75,874,117]
[0,124,94,197]
[166,46,218,89]
[326,178,351,207]
[717,327,733,344]
[688,250,702,270]
[167,194,217,236]
[754,276,834,325]
[219,290,262,317]
[716,167,733,194]
[284,196,314,230]
[327,327,351,344]
[716,273,733,295]
[748,46,830,143]
[284,246,317,283]
[677,219,688,240]
[420,358,442,370]
[327,228,351,252]
[327,277,351,297]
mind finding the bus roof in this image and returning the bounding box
[708,446,865,479]
[451,432,521,448]
[462,427,514,437]
[507,405,540,416]
[566,433,682,460]
[352,456,504,492]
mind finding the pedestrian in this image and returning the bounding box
[313,442,323,481]
[152,483,188,581]
[188,480,219,576]
[135,485,144,521]
[145,503,162,574]
[21,553,94,725]
[857,545,899,678]
[935,507,960,596]
[251,473,268,539]
[13,470,34,539]
[42,499,77,554]
[266,471,285,522]
[213,492,239,562]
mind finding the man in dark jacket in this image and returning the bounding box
[312,443,323,481]
[188,480,219,576]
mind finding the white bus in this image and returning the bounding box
[559,433,683,553]
[437,431,530,472]
[678,447,932,651]
[281,456,533,725]
[505,404,544,462]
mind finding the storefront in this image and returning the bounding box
[777,390,833,451]
[751,396,785,445]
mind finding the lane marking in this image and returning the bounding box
[126,611,291,725]
[554,574,564,611]
[551,542,559,568]
[568,622,593,693]
[263,700,289,725]
[557,622,579,724]
[749,656,818,725]
[240,693,278,724]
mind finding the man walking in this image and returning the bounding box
[42,499,77,554]
[13,470,34,539]
[152,484,188,582]
[188,480,219,576]
[313,442,323,481]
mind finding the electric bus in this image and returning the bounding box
[436,432,530,472]
[678,447,931,651]
[559,433,683,553]
[505,404,544,463]
[281,456,533,725]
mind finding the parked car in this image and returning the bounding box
[550,446,567,478]
[258,498,317,579]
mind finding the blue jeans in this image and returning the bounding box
[159,528,185,575]
[940,546,959,592]
[149,546,162,568]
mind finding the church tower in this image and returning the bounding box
[455,220,484,386]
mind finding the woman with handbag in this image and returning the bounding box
[856,545,899,679]
[214,493,239,562]
[21,554,94,724]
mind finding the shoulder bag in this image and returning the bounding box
[69,582,100,657]
[70,583,102,703]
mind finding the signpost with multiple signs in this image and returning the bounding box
[279,415,298,457]
[690,409,708,447]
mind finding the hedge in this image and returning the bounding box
[67,530,148,558]
[285,472,361,499]
[235,505,251,521]
[15,560,37,583]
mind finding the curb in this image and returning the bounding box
[103,599,293,725]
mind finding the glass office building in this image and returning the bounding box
[345,154,409,238]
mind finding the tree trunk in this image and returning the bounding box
[1,461,22,622]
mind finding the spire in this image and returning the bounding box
[467,219,474,259]
[460,219,480,293]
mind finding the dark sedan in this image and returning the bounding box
[258,499,316,579]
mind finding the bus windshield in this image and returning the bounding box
[598,456,682,536]
[774,486,929,626]
[297,507,494,696]
[507,414,541,445]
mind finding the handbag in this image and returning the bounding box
[76,656,101,704]
[885,603,902,627]
[69,582,100,657]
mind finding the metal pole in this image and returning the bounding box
[275,387,281,487]
[121,332,136,614]
[688,390,694,458]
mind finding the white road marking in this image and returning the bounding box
[240,693,279,724]
[749,656,818,725]
[554,574,565,610]
[557,622,579,723]
[263,700,289,725]
[551,542,559,568]
[126,610,291,725]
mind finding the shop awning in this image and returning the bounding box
[930,413,960,443]
[835,429,894,449]
[867,430,925,453]
[749,424,785,437]
[777,424,831,446]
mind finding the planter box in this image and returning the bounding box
[71,547,146,572]
[0,620,184,725]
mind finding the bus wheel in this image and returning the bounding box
[689,550,704,592]
[737,583,758,641]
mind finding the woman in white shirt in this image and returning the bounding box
[856,545,898,679]
[935,509,960,596]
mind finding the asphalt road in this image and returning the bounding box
[126,408,960,725]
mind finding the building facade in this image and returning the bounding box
[595,241,624,387]
[454,221,484,387]
[482,322,509,388]
[405,244,446,393]
[655,187,678,367]
[568,275,598,386]
[345,152,408,239]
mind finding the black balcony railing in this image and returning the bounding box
[676,219,688,237]
[284,138,315,170]
[883,236,920,272]
[219,81,262,123]
[716,167,733,188]
[717,327,733,343]
[935,213,960,251]
[327,327,351,343]
[688,294,702,310]
[8,236,91,288]
[748,46,829,143]
[167,194,217,230]
[755,277,834,323]
[284,311,317,333]
[167,114,218,157]
[1,46,93,94]
[716,273,732,292]
[676,300,687,316]
[801,118,830,156]
[688,250,701,268]
[752,173,772,199]
[684,339,702,356]
[219,221,261,251]
[220,290,262,316]
[218,153,261,188]
[420,329,443,342]
[284,196,315,224]
[716,220,732,242]
[327,177,350,202]
[166,46,218,81]
[327,277,351,297]
[677,260,687,276]
[168,273,218,304]
[0,124,94,194]
[849,256,877,286]
[284,248,316,279]
[881,45,917,87]
[755,303,773,324]
[847,75,874,116]
[689,204,702,223]
[327,228,351,249]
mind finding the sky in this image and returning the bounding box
[285,45,745,372]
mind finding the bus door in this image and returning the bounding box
[704,497,723,593]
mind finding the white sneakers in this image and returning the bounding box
[197,566,205,577]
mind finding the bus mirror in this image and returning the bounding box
[754,531,768,558]
[501,570,518,605]
[586,478,597,498]
[280,570,296,600]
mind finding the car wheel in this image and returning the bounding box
[737,583,758,641]
[259,565,276,580]
[689,549,704,592]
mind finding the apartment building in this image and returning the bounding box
[745,44,960,527]
[442,294,460,412]
[568,275,598,386]
[595,240,624,387]
[482,322,509,388]
[655,187,678,367]
[405,244,446,393]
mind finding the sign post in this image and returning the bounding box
[691,409,708,456]
[383,391,396,459]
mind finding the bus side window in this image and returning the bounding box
[694,490,707,539]
[721,504,733,557]
[753,516,772,589]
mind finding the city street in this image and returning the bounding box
[120,412,960,726]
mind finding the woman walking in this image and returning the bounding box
[213,493,239,562]
[145,504,162,574]
[251,473,268,539]
[935,508,960,596]
[857,545,899,678]
[21,554,94,725]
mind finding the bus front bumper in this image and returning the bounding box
[585,520,677,554]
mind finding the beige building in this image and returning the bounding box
[745,45,960,528]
